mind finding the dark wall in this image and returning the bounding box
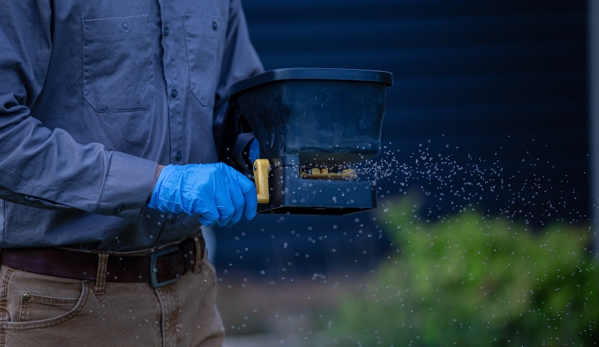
[214,0,588,277]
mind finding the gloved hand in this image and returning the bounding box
[148,163,257,227]
[249,138,260,164]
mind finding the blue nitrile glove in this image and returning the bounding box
[148,163,257,227]
[249,138,260,164]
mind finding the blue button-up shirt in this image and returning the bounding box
[0,0,263,250]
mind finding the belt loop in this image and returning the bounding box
[192,233,205,274]
[94,252,109,295]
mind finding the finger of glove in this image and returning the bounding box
[198,201,220,227]
[219,170,247,227]
[213,179,237,227]
[191,165,223,226]
[221,190,244,227]
[233,169,258,220]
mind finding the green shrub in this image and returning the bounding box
[330,198,599,346]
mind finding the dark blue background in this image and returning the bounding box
[214,0,588,278]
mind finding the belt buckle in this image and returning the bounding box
[150,246,180,288]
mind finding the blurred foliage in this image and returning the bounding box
[329,197,599,346]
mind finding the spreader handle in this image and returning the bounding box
[253,159,270,204]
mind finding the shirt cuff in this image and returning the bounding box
[95,151,158,220]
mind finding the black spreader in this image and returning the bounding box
[223,68,393,215]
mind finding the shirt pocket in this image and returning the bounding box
[183,14,226,108]
[82,15,155,112]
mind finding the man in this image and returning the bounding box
[0,0,263,345]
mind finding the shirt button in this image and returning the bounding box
[171,89,178,98]
[114,204,124,214]
[163,27,170,36]
[212,19,218,30]
[175,151,182,161]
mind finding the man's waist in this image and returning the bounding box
[0,235,203,288]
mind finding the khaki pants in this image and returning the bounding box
[0,236,224,347]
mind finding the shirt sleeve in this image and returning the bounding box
[0,1,157,220]
[213,0,264,172]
